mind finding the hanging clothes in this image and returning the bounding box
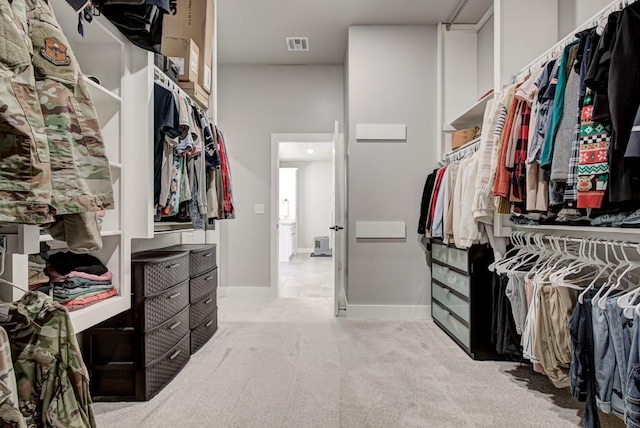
[215,128,235,220]
[0,328,25,428]
[0,0,114,252]
[7,292,96,427]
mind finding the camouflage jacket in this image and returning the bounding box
[0,327,26,428]
[8,292,95,428]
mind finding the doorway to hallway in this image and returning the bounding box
[277,140,335,300]
[270,125,347,314]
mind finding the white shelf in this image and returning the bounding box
[154,222,197,234]
[109,161,123,169]
[52,2,123,47]
[446,92,494,131]
[512,224,640,243]
[40,230,122,243]
[83,76,122,105]
[69,296,129,333]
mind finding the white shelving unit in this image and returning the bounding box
[0,2,131,333]
[0,1,220,332]
[446,92,495,131]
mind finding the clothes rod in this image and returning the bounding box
[442,137,481,164]
[511,0,636,84]
[153,66,205,114]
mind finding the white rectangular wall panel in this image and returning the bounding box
[356,124,407,141]
[356,222,406,239]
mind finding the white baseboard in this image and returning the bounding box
[298,248,314,254]
[346,304,431,320]
[218,286,277,298]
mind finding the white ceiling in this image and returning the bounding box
[279,142,334,162]
[218,0,494,65]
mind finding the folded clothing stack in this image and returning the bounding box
[28,254,49,290]
[38,252,118,311]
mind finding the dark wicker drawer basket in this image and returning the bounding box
[132,251,190,296]
[136,280,190,331]
[190,268,217,303]
[191,310,218,355]
[143,308,190,366]
[190,290,217,329]
[89,334,191,402]
[158,244,217,278]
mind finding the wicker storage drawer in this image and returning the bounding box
[190,290,217,329]
[132,251,190,296]
[190,268,217,303]
[90,334,191,402]
[159,244,217,278]
[144,334,190,399]
[190,310,218,354]
[137,280,189,331]
[143,307,190,366]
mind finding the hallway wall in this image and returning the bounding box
[281,161,333,251]
[346,25,436,315]
[217,65,344,289]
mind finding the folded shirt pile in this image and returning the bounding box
[38,252,118,311]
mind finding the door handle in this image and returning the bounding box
[329,225,344,231]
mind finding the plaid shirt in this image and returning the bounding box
[511,101,531,203]
[563,106,582,204]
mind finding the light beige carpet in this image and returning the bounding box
[94,296,624,428]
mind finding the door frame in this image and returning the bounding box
[270,132,338,297]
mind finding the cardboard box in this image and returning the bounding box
[452,127,480,150]
[163,0,214,93]
[179,81,209,110]
[161,37,199,83]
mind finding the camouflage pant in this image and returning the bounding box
[0,0,113,225]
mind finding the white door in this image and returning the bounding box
[331,121,347,316]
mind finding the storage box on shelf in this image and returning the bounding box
[430,241,498,360]
[163,0,214,93]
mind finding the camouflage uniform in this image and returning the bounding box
[8,292,96,428]
[26,0,113,216]
[0,328,26,428]
[0,0,53,225]
[0,0,113,227]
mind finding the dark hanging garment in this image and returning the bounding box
[605,4,640,202]
[491,273,523,360]
[418,171,437,235]
[99,2,168,53]
[585,12,620,122]
[609,2,640,156]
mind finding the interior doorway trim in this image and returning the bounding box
[270,133,335,297]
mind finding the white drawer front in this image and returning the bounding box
[447,246,468,272]
[432,244,447,265]
[432,263,470,298]
[432,282,470,323]
[433,302,470,349]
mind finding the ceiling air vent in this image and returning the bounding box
[286,37,309,51]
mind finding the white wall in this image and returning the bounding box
[347,26,435,310]
[281,161,333,251]
[279,168,297,220]
[558,0,612,39]
[217,65,344,288]
[477,15,494,98]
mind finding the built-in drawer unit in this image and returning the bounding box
[430,241,497,361]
